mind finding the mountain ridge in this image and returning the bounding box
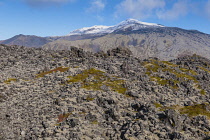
[1,19,210,60]
[43,26,210,60]
[67,19,164,36]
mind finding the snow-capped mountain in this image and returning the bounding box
[4,18,210,61]
[67,19,164,36]
[67,25,112,35]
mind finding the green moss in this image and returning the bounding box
[143,60,204,92]
[157,103,210,120]
[162,67,175,73]
[156,104,176,111]
[180,68,189,72]
[67,68,127,94]
[150,76,179,89]
[162,61,178,67]
[198,66,210,73]
[36,67,69,78]
[145,71,151,75]
[91,120,98,124]
[106,79,126,94]
[144,63,160,72]
[179,68,198,75]
[86,96,95,101]
[194,84,202,89]
[144,60,178,74]
[189,70,198,75]
[150,76,168,85]
[54,123,61,126]
[170,79,180,85]
[4,78,17,84]
[171,71,198,83]
[179,103,210,119]
[78,112,86,115]
[154,103,162,108]
[200,89,206,95]
[133,119,140,121]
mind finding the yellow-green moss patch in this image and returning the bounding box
[154,103,162,108]
[86,96,95,101]
[162,61,178,67]
[200,89,206,95]
[157,103,210,120]
[4,78,17,84]
[198,66,210,73]
[91,120,99,125]
[143,61,160,73]
[179,103,210,119]
[150,76,168,86]
[162,67,175,73]
[179,68,198,75]
[67,68,127,94]
[143,59,204,92]
[171,71,198,83]
[36,66,69,78]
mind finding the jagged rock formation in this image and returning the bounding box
[0,44,210,140]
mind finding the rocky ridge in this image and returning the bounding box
[0,44,210,140]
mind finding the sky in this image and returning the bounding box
[0,0,210,40]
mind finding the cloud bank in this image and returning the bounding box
[115,0,165,19]
[86,0,106,22]
[157,0,189,20]
[115,0,197,20]
[87,0,105,13]
[21,0,210,20]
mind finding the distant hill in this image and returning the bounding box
[1,34,52,48]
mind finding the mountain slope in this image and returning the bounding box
[43,27,210,60]
[1,34,52,48]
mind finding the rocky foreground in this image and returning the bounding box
[0,44,210,140]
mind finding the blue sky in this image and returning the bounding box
[0,0,210,40]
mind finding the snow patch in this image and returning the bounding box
[67,19,164,36]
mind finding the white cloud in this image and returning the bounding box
[87,0,105,13]
[157,0,189,20]
[115,0,165,19]
[86,0,106,21]
[115,0,194,20]
[24,0,75,7]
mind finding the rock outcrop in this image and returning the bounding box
[0,45,209,140]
